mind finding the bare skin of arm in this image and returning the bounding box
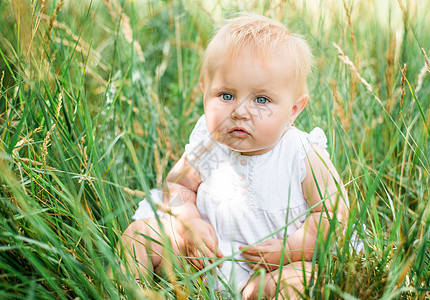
[166,153,224,269]
[240,145,349,270]
[116,153,222,279]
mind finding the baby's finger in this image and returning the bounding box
[246,261,266,271]
[239,245,262,255]
[210,247,224,263]
[202,239,214,252]
[207,247,224,267]
[203,237,221,255]
[199,247,212,267]
[242,252,263,263]
[189,250,204,270]
[202,245,222,265]
[203,249,221,266]
[206,240,224,258]
[188,255,200,270]
[200,246,215,261]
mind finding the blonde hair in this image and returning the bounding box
[199,13,313,95]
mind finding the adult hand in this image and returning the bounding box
[182,218,224,270]
[239,239,289,271]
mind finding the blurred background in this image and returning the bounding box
[0,0,429,298]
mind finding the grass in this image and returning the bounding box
[0,0,429,298]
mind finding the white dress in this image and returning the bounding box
[133,115,329,292]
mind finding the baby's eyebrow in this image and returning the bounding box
[249,88,279,97]
[250,88,270,94]
[211,85,238,93]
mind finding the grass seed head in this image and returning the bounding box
[401,64,407,107]
[42,123,56,166]
[0,71,4,90]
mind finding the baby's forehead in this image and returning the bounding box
[205,46,296,77]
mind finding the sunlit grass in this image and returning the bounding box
[0,0,429,298]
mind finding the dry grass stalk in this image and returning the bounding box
[42,123,56,166]
[13,137,34,155]
[153,144,162,187]
[78,135,88,169]
[385,33,396,111]
[27,0,45,59]
[13,120,43,157]
[13,157,59,172]
[415,48,430,95]
[10,1,33,63]
[400,64,407,108]
[120,16,145,63]
[155,41,170,83]
[33,124,44,135]
[77,135,94,184]
[154,96,173,186]
[103,0,145,63]
[55,92,63,121]
[342,0,357,60]
[333,43,382,105]
[415,64,427,95]
[0,71,4,90]
[342,0,358,104]
[41,14,107,71]
[51,38,108,80]
[12,124,43,156]
[103,0,117,21]
[45,0,65,48]
[330,80,350,131]
[152,89,177,162]
[122,187,146,198]
[422,48,430,73]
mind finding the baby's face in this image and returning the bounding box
[202,51,306,155]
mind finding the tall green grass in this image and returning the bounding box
[0,0,429,298]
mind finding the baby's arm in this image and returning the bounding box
[166,153,223,269]
[286,144,349,260]
[241,145,349,269]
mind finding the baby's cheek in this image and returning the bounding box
[206,119,223,139]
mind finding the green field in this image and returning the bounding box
[0,0,429,298]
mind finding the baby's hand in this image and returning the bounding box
[182,218,224,270]
[239,239,289,271]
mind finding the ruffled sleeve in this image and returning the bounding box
[308,127,328,149]
[184,115,211,162]
[298,127,328,182]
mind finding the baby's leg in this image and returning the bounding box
[242,261,314,300]
[118,216,184,279]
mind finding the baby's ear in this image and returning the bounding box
[290,94,308,124]
[199,81,205,93]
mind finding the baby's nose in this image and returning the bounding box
[231,99,251,120]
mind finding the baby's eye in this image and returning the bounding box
[221,93,234,101]
[254,96,269,104]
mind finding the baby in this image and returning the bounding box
[121,13,350,299]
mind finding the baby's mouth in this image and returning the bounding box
[229,127,250,138]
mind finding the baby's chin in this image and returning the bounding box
[209,132,278,155]
[225,143,276,156]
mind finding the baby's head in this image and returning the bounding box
[200,14,312,96]
[199,14,313,155]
